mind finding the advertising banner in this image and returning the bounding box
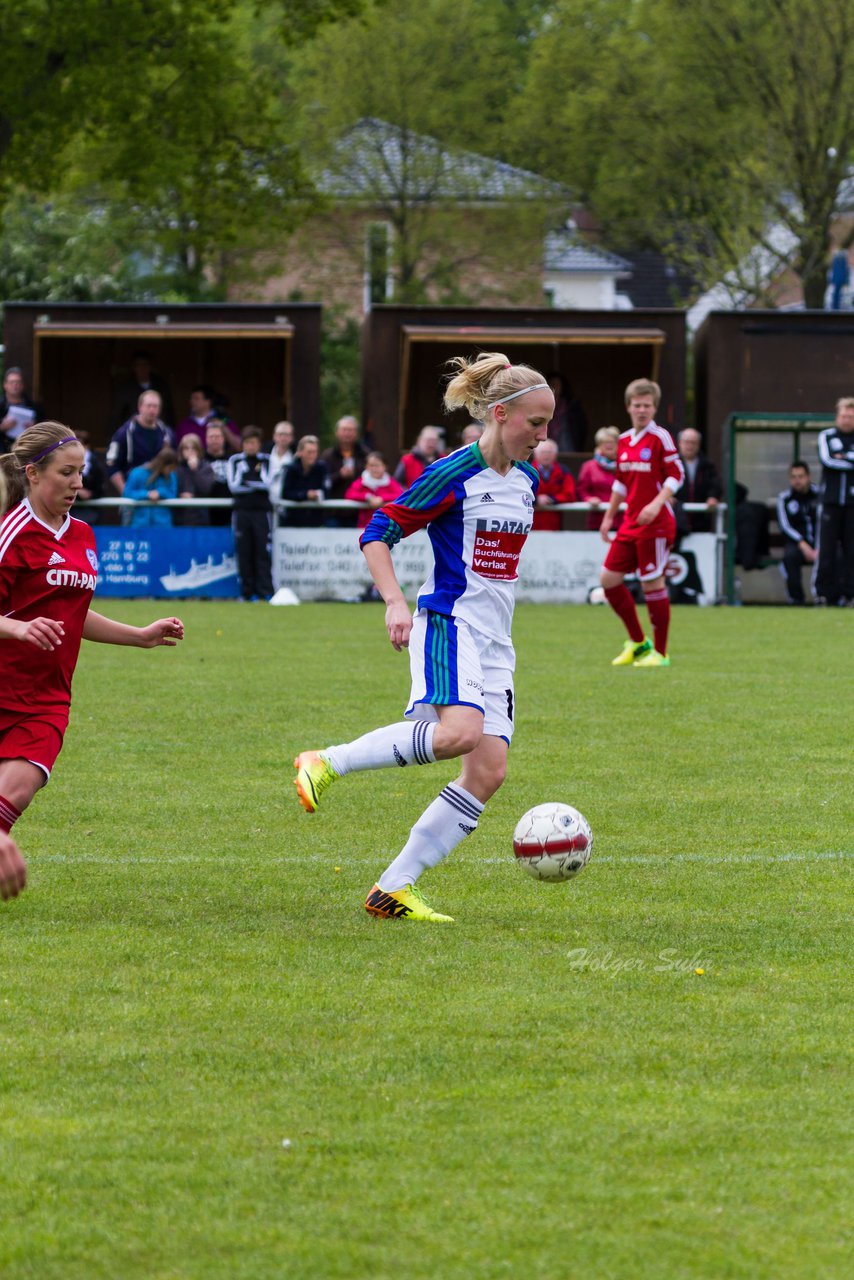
[94,527,240,598]
[272,529,720,605]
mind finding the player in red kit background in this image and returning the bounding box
[598,379,684,668]
[0,422,184,892]
[0,467,26,900]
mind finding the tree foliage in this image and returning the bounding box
[288,0,565,305]
[511,0,854,306]
[0,0,365,299]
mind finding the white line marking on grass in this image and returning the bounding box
[34,849,854,867]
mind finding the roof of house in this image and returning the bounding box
[543,231,631,274]
[319,117,568,203]
[617,249,696,308]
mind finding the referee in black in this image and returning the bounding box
[815,398,854,605]
[227,426,274,601]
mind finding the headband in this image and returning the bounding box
[28,437,78,464]
[487,382,550,409]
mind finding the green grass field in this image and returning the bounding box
[1,601,851,1279]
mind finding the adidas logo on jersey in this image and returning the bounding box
[480,492,495,503]
[48,552,65,566]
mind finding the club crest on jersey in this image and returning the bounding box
[48,551,65,566]
[640,447,652,460]
[86,548,99,572]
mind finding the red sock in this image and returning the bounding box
[644,588,670,655]
[0,794,21,833]
[604,584,645,644]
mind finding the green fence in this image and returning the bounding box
[724,411,834,604]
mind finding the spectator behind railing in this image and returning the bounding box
[546,371,587,452]
[322,415,370,528]
[176,385,240,452]
[112,349,174,429]
[460,422,484,446]
[106,390,175,497]
[267,420,295,500]
[394,426,443,489]
[0,367,44,452]
[73,429,106,526]
[577,426,621,531]
[123,447,179,527]
[281,435,328,527]
[531,438,576,530]
[345,451,404,529]
[227,426,273,602]
[675,427,722,535]
[175,433,215,526]
[204,421,235,528]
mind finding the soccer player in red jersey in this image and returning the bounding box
[0,469,26,900]
[0,423,184,876]
[598,379,684,667]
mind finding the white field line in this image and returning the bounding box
[33,849,854,867]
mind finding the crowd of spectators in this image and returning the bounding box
[3,353,853,605]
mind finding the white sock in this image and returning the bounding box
[378,783,484,892]
[324,721,436,777]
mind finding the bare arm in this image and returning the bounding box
[599,488,624,542]
[0,613,66,650]
[362,541,412,651]
[82,611,184,648]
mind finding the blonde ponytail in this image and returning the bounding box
[444,352,548,421]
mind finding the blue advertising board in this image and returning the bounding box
[93,527,240,598]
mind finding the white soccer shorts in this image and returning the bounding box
[405,610,516,745]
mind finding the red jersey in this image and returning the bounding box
[612,422,684,539]
[0,500,98,714]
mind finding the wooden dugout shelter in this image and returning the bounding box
[694,309,854,467]
[2,302,322,447]
[361,305,687,461]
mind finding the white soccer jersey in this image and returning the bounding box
[360,443,539,644]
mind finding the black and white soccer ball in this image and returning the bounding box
[512,802,593,882]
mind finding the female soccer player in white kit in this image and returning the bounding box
[294,353,554,922]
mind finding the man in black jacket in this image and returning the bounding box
[676,428,722,533]
[815,397,854,604]
[776,461,818,604]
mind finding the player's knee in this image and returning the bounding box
[435,721,483,758]
[455,724,484,756]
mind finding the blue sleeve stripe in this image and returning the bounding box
[361,511,403,547]
[405,452,481,510]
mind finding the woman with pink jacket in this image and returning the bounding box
[577,426,622,531]
[345,451,404,529]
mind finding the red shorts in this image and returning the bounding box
[0,706,68,781]
[604,530,673,581]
